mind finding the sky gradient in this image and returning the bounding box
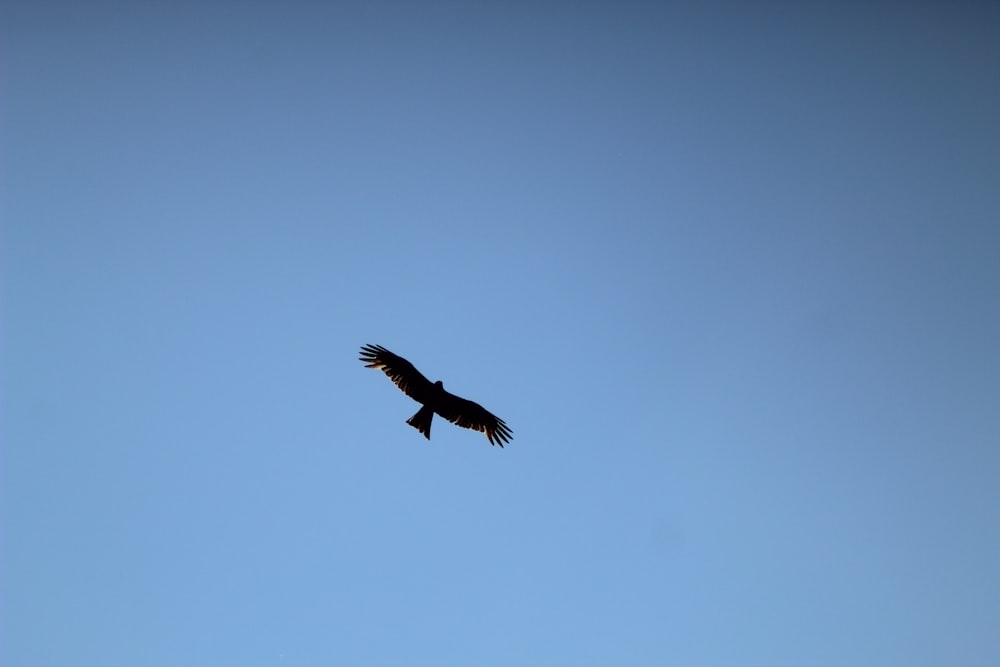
[3,2,999,665]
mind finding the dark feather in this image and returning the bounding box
[359,344,435,404]
[435,392,513,447]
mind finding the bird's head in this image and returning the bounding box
[434,380,444,389]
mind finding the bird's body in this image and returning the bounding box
[359,344,512,447]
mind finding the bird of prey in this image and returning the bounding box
[359,344,513,447]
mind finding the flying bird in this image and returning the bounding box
[359,344,513,447]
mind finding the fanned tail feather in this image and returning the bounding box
[406,405,434,440]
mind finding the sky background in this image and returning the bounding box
[3,2,999,665]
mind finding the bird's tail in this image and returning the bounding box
[406,405,434,440]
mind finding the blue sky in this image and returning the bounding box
[2,2,999,665]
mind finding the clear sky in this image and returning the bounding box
[2,2,999,665]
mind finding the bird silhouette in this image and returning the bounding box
[359,344,513,447]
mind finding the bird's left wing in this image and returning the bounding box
[359,344,435,404]
[435,390,513,447]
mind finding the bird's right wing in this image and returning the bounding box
[435,390,513,447]
[359,344,435,404]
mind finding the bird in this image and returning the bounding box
[359,344,513,447]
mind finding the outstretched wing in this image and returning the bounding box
[359,344,435,404]
[435,390,513,447]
